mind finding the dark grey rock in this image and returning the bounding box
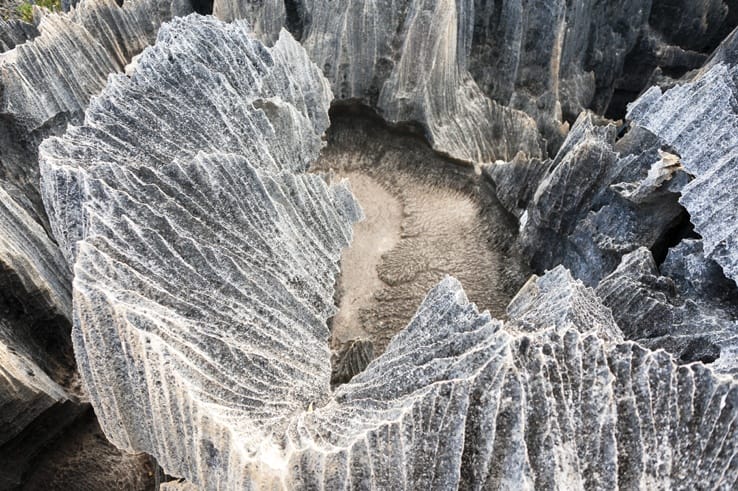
[596,247,738,373]
[330,339,374,386]
[0,18,38,52]
[482,152,549,218]
[518,112,686,286]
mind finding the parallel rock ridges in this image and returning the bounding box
[38,16,738,489]
[627,62,738,285]
[41,16,360,486]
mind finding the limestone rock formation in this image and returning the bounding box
[213,1,738,162]
[0,18,38,52]
[301,0,544,163]
[37,14,738,488]
[0,0,197,486]
[1,0,191,225]
[40,15,360,486]
[0,0,736,488]
[627,61,738,284]
[512,112,686,286]
[287,272,737,489]
[597,247,738,373]
[330,338,374,386]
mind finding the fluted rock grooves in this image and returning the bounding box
[0,0,197,486]
[1,0,738,489]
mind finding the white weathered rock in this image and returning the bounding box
[41,15,359,487]
[217,0,544,163]
[627,62,738,285]
[37,11,738,491]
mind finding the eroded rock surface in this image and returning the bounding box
[41,16,360,487]
[504,112,686,286]
[628,61,738,284]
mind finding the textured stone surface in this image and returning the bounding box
[482,153,548,219]
[0,1,735,488]
[313,112,528,353]
[0,2,193,483]
[330,338,374,386]
[0,0,189,225]
[518,113,686,285]
[214,1,738,161]
[597,246,738,373]
[628,62,738,285]
[284,273,738,489]
[41,16,360,486]
[0,18,38,52]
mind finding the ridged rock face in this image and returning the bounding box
[212,1,737,162]
[303,0,544,163]
[0,317,68,445]
[284,271,738,489]
[40,15,361,487]
[215,0,544,163]
[597,246,738,373]
[512,113,686,286]
[627,62,738,284]
[0,0,190,225]
[0,1,193,474]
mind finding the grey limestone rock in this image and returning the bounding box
[217,0,545,163]
[0,0,190,226]
[37,15,738,489]
[0,1,193,474]
[518,113,686,286]
[627,61,738,285]
[482,153,548,219]
[596,247,738,373]
[40,15,360,487]
[284,273,738,489]
[0,18,38,52]
[330,338,374,386]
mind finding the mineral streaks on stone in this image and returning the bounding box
[213,0,284,42]
[506,265,623,342]
[0,320,68,446]
[288,274,738,489]
[627,62,738,284]
[372,0,543,162]
[40,16,358,486]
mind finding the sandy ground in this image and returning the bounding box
[330,173,403,342]
[315,112,529,353]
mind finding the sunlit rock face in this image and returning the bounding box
[0,1,193,485]
[0,0,736,488]
[40,15,360,487]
